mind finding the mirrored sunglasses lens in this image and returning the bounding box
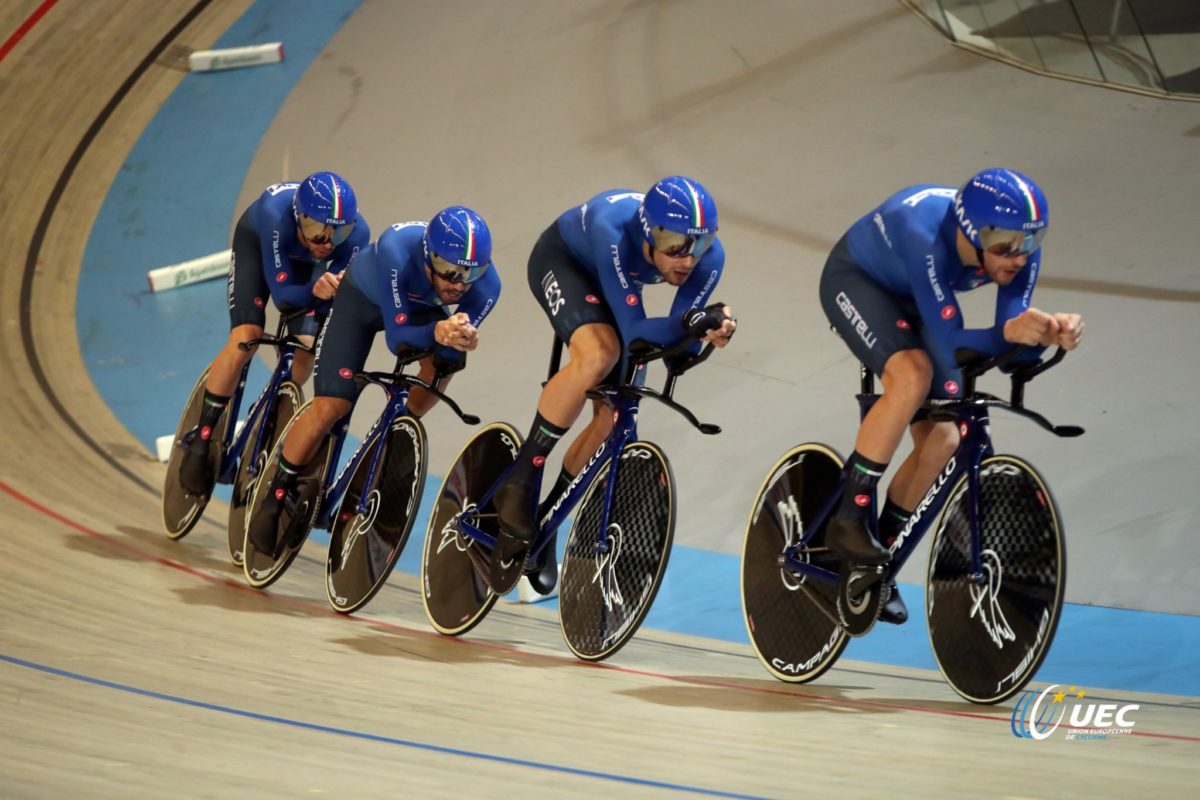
[431,255,470,284]
[329,222,354,246]
[654,228,713,258]
[980,227,1027,255]
[299,215,327,241]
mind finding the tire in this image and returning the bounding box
[326,415,428,614]
[241,401,333,589]
[741,443,849,683]
[926,454,1066,704]
[227,381,303,566]
[559,440,675,662]
[420,422,521,636]
[162,367,230,540]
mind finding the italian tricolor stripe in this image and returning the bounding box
[329,175,343,221]
[1010,172,1042,222]
[685,180,705,229]
[462,213,476,261]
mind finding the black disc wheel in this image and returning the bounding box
[420,422,521,636]
[162,367,230,540]
[741,443,849,683]
[326,416,428,614]
[926,455,1066,704]
[227,381,302,566]
[559,441,675,663]
[241,401,333,589]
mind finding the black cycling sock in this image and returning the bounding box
[197,390,230,437]
[878,496,912,548]
[270,454,303,495]
[510,412,568,488]
[835,451,887,519]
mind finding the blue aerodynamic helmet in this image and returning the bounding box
[954,168,1048,256]
[423,205,493,284]
[638,175,718,258]
[293,171,358,245]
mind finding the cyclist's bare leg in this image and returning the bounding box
[827,349,931,563]
[281,396,351,466]
[562,398,614,476]
[539,324,620,428]
[496,323,619,541]
[291,334,315,386]
[205,323,263,396]
[853,349,931,463]
[180,323,263,494]
[406,356,447,419]
[887,419,959,510]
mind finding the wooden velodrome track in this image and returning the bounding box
[1,2,1197,797]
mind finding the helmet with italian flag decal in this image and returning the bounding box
[423,205,492,284]
[954,168,1048,256]
[293,171,358,246]
[638,175,718,258]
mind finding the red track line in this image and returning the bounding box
[0,0,59,63]
[2,478,1196,743]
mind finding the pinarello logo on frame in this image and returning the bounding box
[395,313,408,324]
[339,368,353,379]
[941,305,956,320]
[626,294,638,306]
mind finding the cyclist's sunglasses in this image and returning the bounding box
[429,253,488,285]
[651,226,714,258]
[298,214,355,246]
[979,225,1045,257]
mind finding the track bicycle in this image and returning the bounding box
[162,306,313,565]
[241,348,478,601]
[741,347,1082,703]
[421,336,719,661]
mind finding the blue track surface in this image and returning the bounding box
[76,0,1198,697]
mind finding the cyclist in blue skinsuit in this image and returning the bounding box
[493,176,737,593]
[819,168,1084,624]
[179,172,369,497]
[246,207,501,555]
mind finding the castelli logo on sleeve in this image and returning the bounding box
[896,319,911,330]
[533,456,546,468]
[941,305,956,320]
[254,297,265,308]
[339,368,353,379]
[395,313,408,324]
[585,294,600,304]
[944,380,960,394]
[854,494,870,507]
[626,294,638,306]
[276,271,288,283]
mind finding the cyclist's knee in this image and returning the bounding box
[567,328,619,383]
[882,349,933,403]
[926,421,959,458]
[226,325,262,362]
[305,396,351,431]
